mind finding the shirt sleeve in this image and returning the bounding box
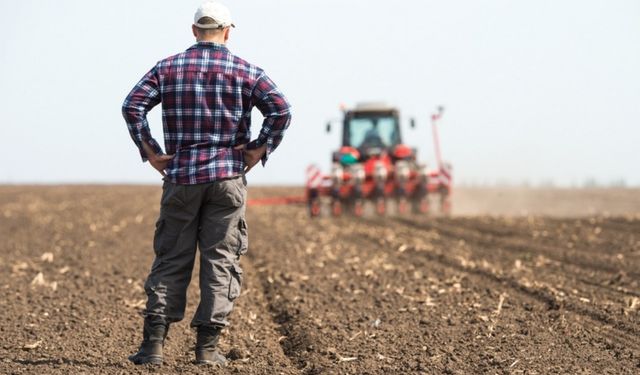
[247,72,292,165]
[122,65,164,162]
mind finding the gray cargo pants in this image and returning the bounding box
[143,176,247,328]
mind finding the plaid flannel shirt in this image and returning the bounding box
[122,42,291,185]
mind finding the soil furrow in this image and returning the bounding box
[372,218,640,351]
[3,187,640,374]
[250,209,639,373]
[396,217,639,278]
[387,217,640,316]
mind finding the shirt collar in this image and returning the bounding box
[189,41,228,51]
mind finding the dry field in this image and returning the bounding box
[0,186,639,374]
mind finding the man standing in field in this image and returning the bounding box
[121,1,291,366]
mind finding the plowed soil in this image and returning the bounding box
[1,186,639,374]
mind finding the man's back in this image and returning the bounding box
[123,42,290,184]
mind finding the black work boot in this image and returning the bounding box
[195,325,227,366]
[128,316,169,365]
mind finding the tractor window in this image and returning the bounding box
[348,116,399,149]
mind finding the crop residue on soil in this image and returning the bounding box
[0,186,639,374]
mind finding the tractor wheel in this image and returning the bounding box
[353,200,364,217]
[376,198,386,216]
[413,197,429,214]
[309,199,321,217]
[332,200,342,216]
[441,194,451,216]
[397,198,408,215]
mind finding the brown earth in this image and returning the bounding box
[0,186,639,374]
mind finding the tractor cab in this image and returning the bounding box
[343,105,401,157]
[330,103,414,165]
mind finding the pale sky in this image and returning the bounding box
[1,0,639,186]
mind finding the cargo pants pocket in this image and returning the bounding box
[154,182,186,257]
[153,219,181,257]
[228,264,243,300]
[236,218,248,256]
[153,219,168,257]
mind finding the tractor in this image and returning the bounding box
[305,103,452,217]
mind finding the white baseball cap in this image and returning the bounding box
[194,1,235,29]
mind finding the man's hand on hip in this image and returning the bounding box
[142,141,175,177]
[235,143,267,173]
